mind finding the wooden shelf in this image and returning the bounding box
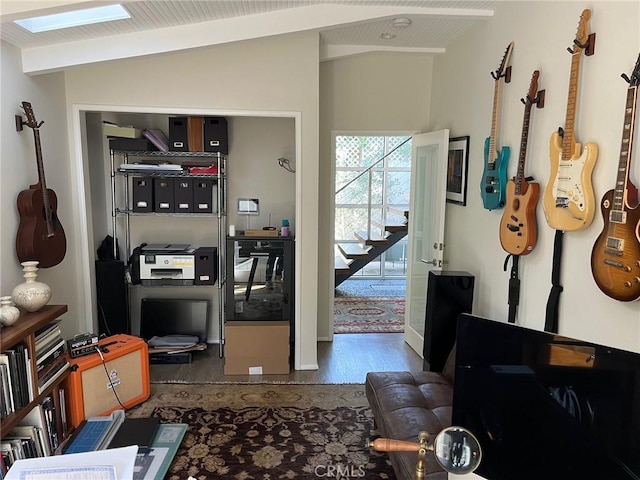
[1,305,67,351]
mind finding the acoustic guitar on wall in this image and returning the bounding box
[480,41,514,211]
[542,9,598,232]
[16,101,67,268]
[591,54,640,302]
[499,70,544,256]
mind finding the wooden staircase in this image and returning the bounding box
[335,212,408,287]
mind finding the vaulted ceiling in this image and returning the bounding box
[0,1,496,74]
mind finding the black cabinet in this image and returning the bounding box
[423,270,475,372]
[225,236,294,323]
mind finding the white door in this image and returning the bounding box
[404,130,449,355]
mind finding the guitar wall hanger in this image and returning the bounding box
[567,32,596,56]
[521,89,546,109]
[490,65,512,83]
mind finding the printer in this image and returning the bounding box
[140,244,195,286]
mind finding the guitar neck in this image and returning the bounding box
[488,79,502,163]
[613,84,638,210]
[515,104,533,195]
[561,49,584,159]
[32,128,54,234]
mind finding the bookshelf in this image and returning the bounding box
[1,305,69,444]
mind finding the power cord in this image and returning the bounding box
[95,346,128,411]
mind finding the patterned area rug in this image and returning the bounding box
[127,384,396,479]
[334,297,404,334]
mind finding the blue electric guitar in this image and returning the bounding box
[481,42,514,210]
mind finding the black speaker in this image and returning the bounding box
[95,260,129,336]
[204,116,228,154]
[423,270,474,372]
[168,116,189,151]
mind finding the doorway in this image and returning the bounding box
[333,133,411,334]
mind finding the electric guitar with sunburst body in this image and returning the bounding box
[591,54,640,302]
[543,9,598,231]
[481,42,514,210]
[500,71,544,256]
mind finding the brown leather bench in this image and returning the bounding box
[365,370,454,480]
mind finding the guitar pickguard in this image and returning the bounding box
[543,133,597,231]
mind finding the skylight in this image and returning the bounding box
[14,4,130,33]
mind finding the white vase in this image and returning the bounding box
[12,261,52,313]
[0,296,21,326]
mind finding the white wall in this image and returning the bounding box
[62,32,319,369]
[0,41,83,340]
[431,1,640,355]
[318,52,433,338]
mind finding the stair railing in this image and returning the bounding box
[335,137,411,240]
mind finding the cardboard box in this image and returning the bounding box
[244,229,279,237]
[224,321,290,375]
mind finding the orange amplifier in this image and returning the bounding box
[63,334,150,428]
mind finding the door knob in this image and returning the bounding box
[422,258,438,266]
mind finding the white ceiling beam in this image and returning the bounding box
[20,4,492,74]
[320,44,445,61]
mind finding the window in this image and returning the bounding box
[334,134,411,278]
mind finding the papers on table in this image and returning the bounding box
[5,445,137,480]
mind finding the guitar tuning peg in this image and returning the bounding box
[621,73,631,84]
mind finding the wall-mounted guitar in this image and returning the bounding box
[500,70,544,256]
[591,54,640,302]
[543,9,597,231]
[16,101,67,268]
[480,41,513,211]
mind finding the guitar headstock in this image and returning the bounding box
[492,42,514,80]
[574,9,591,50]
[21,101,43,130]
[526,70,540,103]
[628,53,640,87]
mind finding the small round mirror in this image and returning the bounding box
[432,426,482,475]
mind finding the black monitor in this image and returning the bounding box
[140,298,209,342]
[453,314,640,480]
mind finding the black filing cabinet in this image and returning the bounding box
[225,235,294,323]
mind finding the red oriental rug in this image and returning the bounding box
[334,297,405,334]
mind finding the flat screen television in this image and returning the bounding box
[140,298,209,342]
[453,314,640,480]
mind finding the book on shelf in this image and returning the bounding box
[34,320,61,344]
[35,325,63,355]
[41,396,59,452]
[102,121,141,139]
[143,128,170,152]
[23,347,34,404]
[37,357,69,395]
[18,406,52,457]
[4,426,44,458]
[4,350,25,410]
[0,360,15,416]
[36,339,66,374]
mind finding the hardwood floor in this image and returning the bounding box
[149,333,423,384]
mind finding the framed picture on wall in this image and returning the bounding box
[446,136,470,206]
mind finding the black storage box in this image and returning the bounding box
[193,179,216,213]
[204,117,228,154]
[168,117,189,152]
[132,177,153,212]
[109,138,158,152]
[154,178,175,213]
[195,246,218,285]
[174,178,193,213]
